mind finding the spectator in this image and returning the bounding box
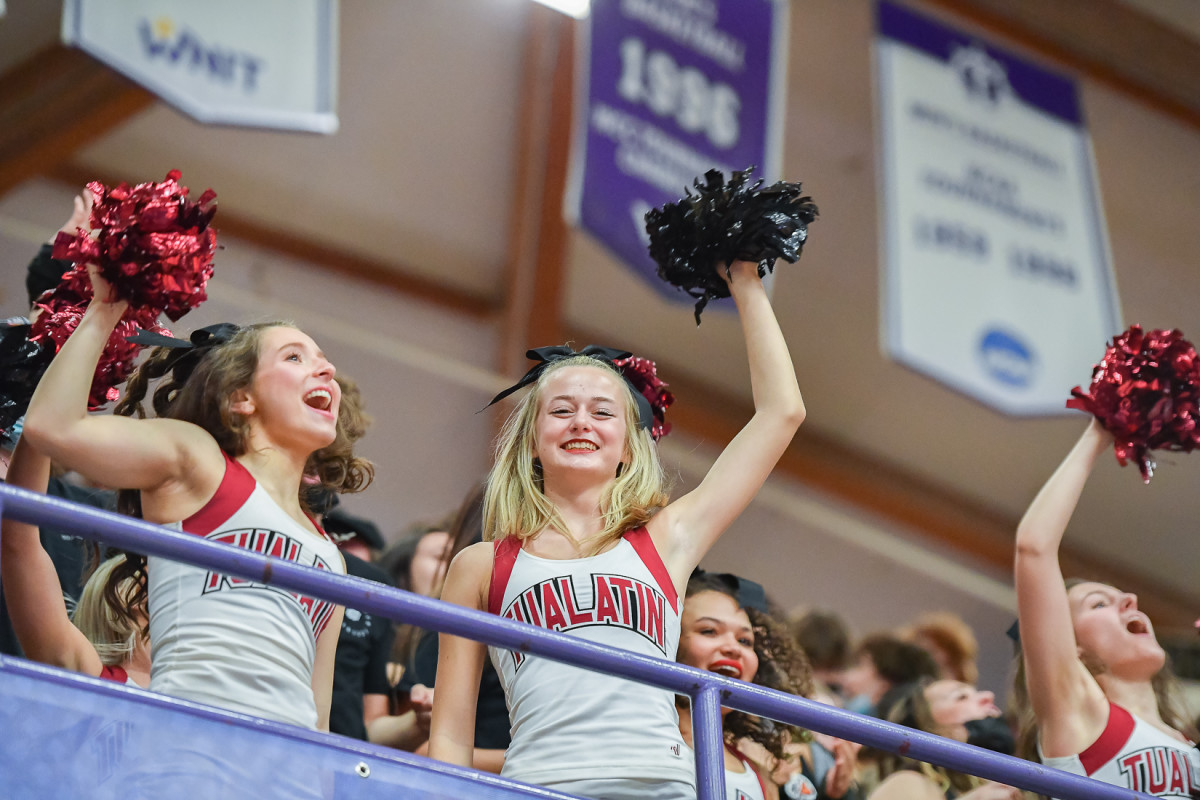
[842,633,938,717]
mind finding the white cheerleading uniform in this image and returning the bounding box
[488,527,695,799]
[1042,702,1200,798]
[147,453,343,729]
[724,746,768,800]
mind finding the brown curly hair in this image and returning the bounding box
[109,322,374,628]
[683,571,814,761]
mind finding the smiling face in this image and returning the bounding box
[1068,581,1165,678]
[678,590,760,689]
[925,680,1001,728]
[533,365,630,485]
[235,326,341,453]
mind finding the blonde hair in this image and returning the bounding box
[484,356,670,555]
[72,556,144,666]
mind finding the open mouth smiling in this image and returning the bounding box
[709,659,742,679]
[304,388,333,412]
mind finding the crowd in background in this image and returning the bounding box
[2,197,1198,800]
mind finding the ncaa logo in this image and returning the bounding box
[784,772,818,798]
[978,327,1035,388]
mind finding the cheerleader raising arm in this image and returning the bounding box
[650,260,805,591]
[22,269,224,524]
[24,258,369,731]
[1014,419,1113,758]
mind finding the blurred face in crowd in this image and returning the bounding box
[410,530,451,597]
[841,653,888,708]
[925,680,1001,728]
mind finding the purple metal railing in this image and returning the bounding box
[0,484,1158,800]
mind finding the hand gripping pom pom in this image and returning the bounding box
[644,166,818,324]
[1066,325,1200,482]
[613,356,675,441]
[52,170,218,327]
[30,286,171,411]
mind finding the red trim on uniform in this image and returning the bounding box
[489,537,521,616]
[99,664,129,684]
[623,526,679,613]
[1078,702,1136,775]
[726,742,770,799]
[182,452,254,536]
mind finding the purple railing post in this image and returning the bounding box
[692,684,726,800]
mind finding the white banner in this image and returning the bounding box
[62,0,338,133]
[876,1,1121,416]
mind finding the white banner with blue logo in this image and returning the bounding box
[62,0,338,134]
[876,1,1121,416]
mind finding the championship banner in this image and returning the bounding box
[62,0,338,134]
[567,0,789,301]
[876,1,1121,415]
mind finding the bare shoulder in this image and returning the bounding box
[871,771,945,800]
[453,541,496,572]
[442,541,495,610]
[139,419,231,521]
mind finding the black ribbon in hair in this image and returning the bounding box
[126,322,240,385]
[485,345,655,434]
[691,567,769,614]
[1005,619,1020,647]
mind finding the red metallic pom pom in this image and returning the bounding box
[52,171,218,326]
[1067,325,1200,482]
[614,356,675,441]
[29,287,170,411]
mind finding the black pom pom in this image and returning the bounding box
[0,323,54,437]
[644,166,818,324]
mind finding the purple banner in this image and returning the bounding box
[569,0,786,301]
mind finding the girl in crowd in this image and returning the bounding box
[378,520,452,669]
[429,260,806,799]
[390,484,511,769]
[1013,419,1198,796]
[870,680,1020,800]
[1,439,148,686]
[676,569,860,800]
[23,265,372,730]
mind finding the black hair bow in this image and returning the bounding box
[126,323,240,385]
[486,345,655,434]
[691,567,769,614]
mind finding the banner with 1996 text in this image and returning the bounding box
[567,0,788,302]
[876,0,1121,415]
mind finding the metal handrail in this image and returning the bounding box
[0,484,1157,799]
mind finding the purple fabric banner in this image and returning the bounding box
[569,0,786,300]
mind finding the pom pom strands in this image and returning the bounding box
[645,166,817,324]
[51,170,218,326]
[30,170,212,410]
[30,285,170,411]
[0,323,54,437]
[1067,325,1200,482]
[613,355,675,441]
